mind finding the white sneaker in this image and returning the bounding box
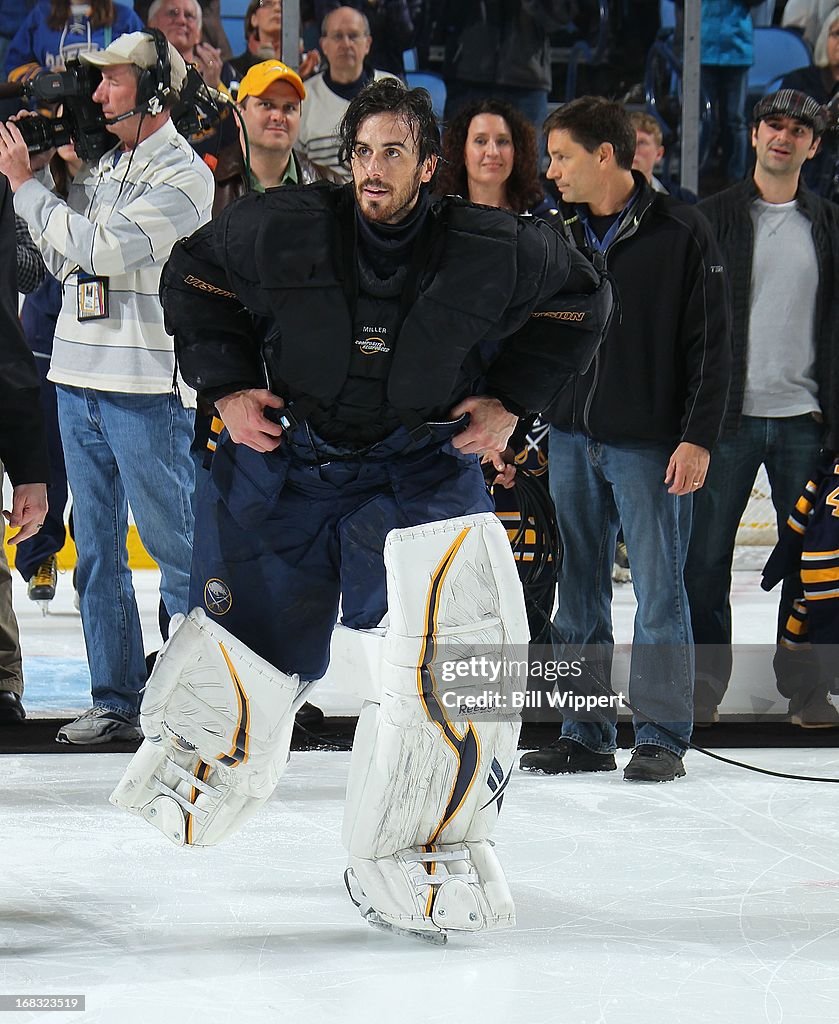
[56,706,141,745]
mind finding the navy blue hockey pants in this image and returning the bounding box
[189,422,494,681]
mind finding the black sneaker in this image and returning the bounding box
[520,737,617,774]
[789,693,839,729]
[624,745,686,782]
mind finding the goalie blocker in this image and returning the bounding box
[110,513,528,941]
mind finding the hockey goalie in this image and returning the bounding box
[111,513,528,942]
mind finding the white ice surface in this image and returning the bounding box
[2,748,839,1024]
[6,568,839,1023]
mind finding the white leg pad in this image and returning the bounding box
[110,727,292,846]
[110,607,301,846]
[342,513,528,936]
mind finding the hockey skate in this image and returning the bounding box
[344,865,448,945]
[27,555,58,616]
[344,840,514,945]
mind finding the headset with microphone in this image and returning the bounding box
[104,27,177,125]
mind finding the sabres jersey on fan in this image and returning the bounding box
[492,416,556,643]
[493,416,550,560]
[762,456,839,647]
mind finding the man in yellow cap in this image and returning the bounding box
[208,58,334,731]
[213,59,338,214]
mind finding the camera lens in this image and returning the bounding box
[15,114,57,155]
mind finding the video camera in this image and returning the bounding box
[1,59,113,163]
[0,59,226,164]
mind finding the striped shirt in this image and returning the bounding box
[14,118,214,395]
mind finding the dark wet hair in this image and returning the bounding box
[437,98,542,213]
[337,77,442,172]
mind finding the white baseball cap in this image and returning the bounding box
[81,31,188,94]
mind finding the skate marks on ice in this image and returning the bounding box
[1,750,838,1024]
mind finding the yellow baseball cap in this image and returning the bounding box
[237,60,306,103]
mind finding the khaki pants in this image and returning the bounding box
[0,462,23,696]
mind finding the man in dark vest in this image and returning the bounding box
[136,78,607,942]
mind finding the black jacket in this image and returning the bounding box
[441,0,573,92]
[161,183,604,436]
[547,174,731,452]
[699,177,839,448]
[0,175,48,485]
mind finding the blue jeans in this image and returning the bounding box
[701,65,749,183]
[685,414,824,708]
[549,429,694,755]
[56,386,195,715]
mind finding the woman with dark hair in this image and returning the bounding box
[438,99,557,643]
[437,98,549,215]
[4,0,143,82]
[230,0,319,84]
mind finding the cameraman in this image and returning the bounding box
[0,30,214,745]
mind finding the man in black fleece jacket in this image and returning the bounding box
[685,89,839,729]
[0,174,49,723]
[520,97,731,783]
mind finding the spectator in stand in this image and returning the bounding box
[297,5,390,181]
[315,0,422,77]
[207,58,334,733]
[1,0,34,78]
[4,0,143,81]
[685,90,839,729]
[628,111,698,203]
[147,0,239,159]
[520,97,730,783]
[0,172,49,725]
[135,0,232,57]
[147,0,231,90]
[230,0,281,79]
[440,1,575,129]
[437,97,551,214]
[780,5,839,199]
[214,58,339,214]
[229,0,319,84]
[782,0,835,45]
[0,31,214,744]
[698,0,764,187]
[437,97,556,644]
